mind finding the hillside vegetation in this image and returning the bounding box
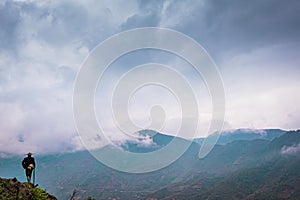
[0,177,57,200]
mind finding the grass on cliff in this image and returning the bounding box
[0,178,56,200]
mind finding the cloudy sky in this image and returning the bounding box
[0,0,300,155]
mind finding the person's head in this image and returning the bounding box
[26,152,33,157]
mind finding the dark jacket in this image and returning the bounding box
[22,157,35,169]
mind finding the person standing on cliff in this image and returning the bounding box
[22,152,36,184]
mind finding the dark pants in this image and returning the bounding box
[26,168,33,183]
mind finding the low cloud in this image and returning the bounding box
[112,134,157,149]
[281,143,300,155]
[222,129,267,136]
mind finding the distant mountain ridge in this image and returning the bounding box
[119,129,187,153]
[118,128,287,153]
[0,129,299,199]
[194,128,287,145]
[146,130,300,200]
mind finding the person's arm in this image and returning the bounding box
[22,159,26,169]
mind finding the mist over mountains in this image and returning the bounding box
[1,1,299,200]
[0,129,299,199]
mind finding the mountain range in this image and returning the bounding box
[0,129,299,199]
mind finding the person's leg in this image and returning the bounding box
[26,168,32,183]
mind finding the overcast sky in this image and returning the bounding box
[0,0,300,156]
